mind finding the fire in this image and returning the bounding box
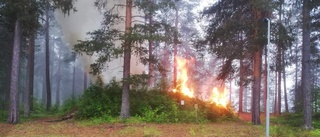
[173,56,229,108]
[210,87,228,107]
[173,57,194,98]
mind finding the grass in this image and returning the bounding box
[1,115,320,137]
[1,107,320,137]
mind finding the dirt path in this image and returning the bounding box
[0,118,263,137]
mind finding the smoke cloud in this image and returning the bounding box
[55,0,145,83]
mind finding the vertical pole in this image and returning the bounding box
[266,18,270,137]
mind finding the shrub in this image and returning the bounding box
[60,98,79,113]
[0,110,7,122]
[270,113,303,127]
[75,79,236,123]
[76,79,122,119]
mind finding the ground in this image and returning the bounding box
[0,117,264,137]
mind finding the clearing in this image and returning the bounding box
[0,117,263,137]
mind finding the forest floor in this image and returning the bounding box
[0,117,264,137]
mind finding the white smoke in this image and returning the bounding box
[55,0,145,83]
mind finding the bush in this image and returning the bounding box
[76,79,236,123]
[60,98,79,113]
[0,110,7,122]
[76,79,122,119]
[270,113,303,127]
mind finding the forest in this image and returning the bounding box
[0,0,320,136]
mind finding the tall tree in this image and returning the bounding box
[45,3,52,110]
[74,0,175,119]
[202,0,271,125]
[24,31,35,117]
[239,59,244,112]
[72,58,76,99]
[173,1,178,89]
[276,0,284,115]
[301,0,312,129]
[55,51,61,106]
[282,50,289,113]
[120,0,133,119]
[147,0,154,88]
[83,72,88,90]
[8,20,22,124]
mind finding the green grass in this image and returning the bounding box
[267,113,320,137]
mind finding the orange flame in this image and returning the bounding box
[173,56,228,108]
[173,57,194,98]
[210,87,228,107]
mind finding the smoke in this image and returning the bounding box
[55,0,145,83]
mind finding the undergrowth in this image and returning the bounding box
[72,79,236,124]
[269,113,320,137]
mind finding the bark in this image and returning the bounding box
[120,0,132,119]
[274,72,278,115]
[252,49,262,125]
[251,8,262,125]
[42,64,47,105]
[239,59,244,112]
[277,48,281,115]
[229,80,232,104]
[173,5,178,88]
[294,41,300,112]
[282,50,289,113]
[8,20,21,124]
[72,60,76,99]
[83,72,88,90]
[55,54,61,106]
[301,0,312,129]
[45,7,51,111]
[24,31,35,117]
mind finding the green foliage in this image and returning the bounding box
[73,0,176,75]
[270,113,303,127]
[270,125,298,137]
[76,79,122,119]
[268,113,320,136]
[31,98,46,114]
[0,110,7,122]
[310,129,320,137]
[60,97,79,113]
[76,79,236,123]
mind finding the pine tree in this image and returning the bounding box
[202,0,272,125]
[301,0,312,130]
[74,0,175,119]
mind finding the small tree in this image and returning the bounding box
[74,0,175,119]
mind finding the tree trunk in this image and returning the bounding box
[120,0,132,119]
[252,49,262,125]
[229,80,232,104]
[24,31,35,117]
[173,4,179,88]
[8,20,21,124]
[83,72,88,90]
[42,69,47,105]
[277,50,281,115]
[72,60,76,99]
[55,54,61,106]
[282,50,289,113]
[239,59,244,112]
[294,39,300,112]
[251,8,262,125]
[301,0,312,129]
[45,7,51,111]
[148,0,154,88]
[274,72,278,115]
